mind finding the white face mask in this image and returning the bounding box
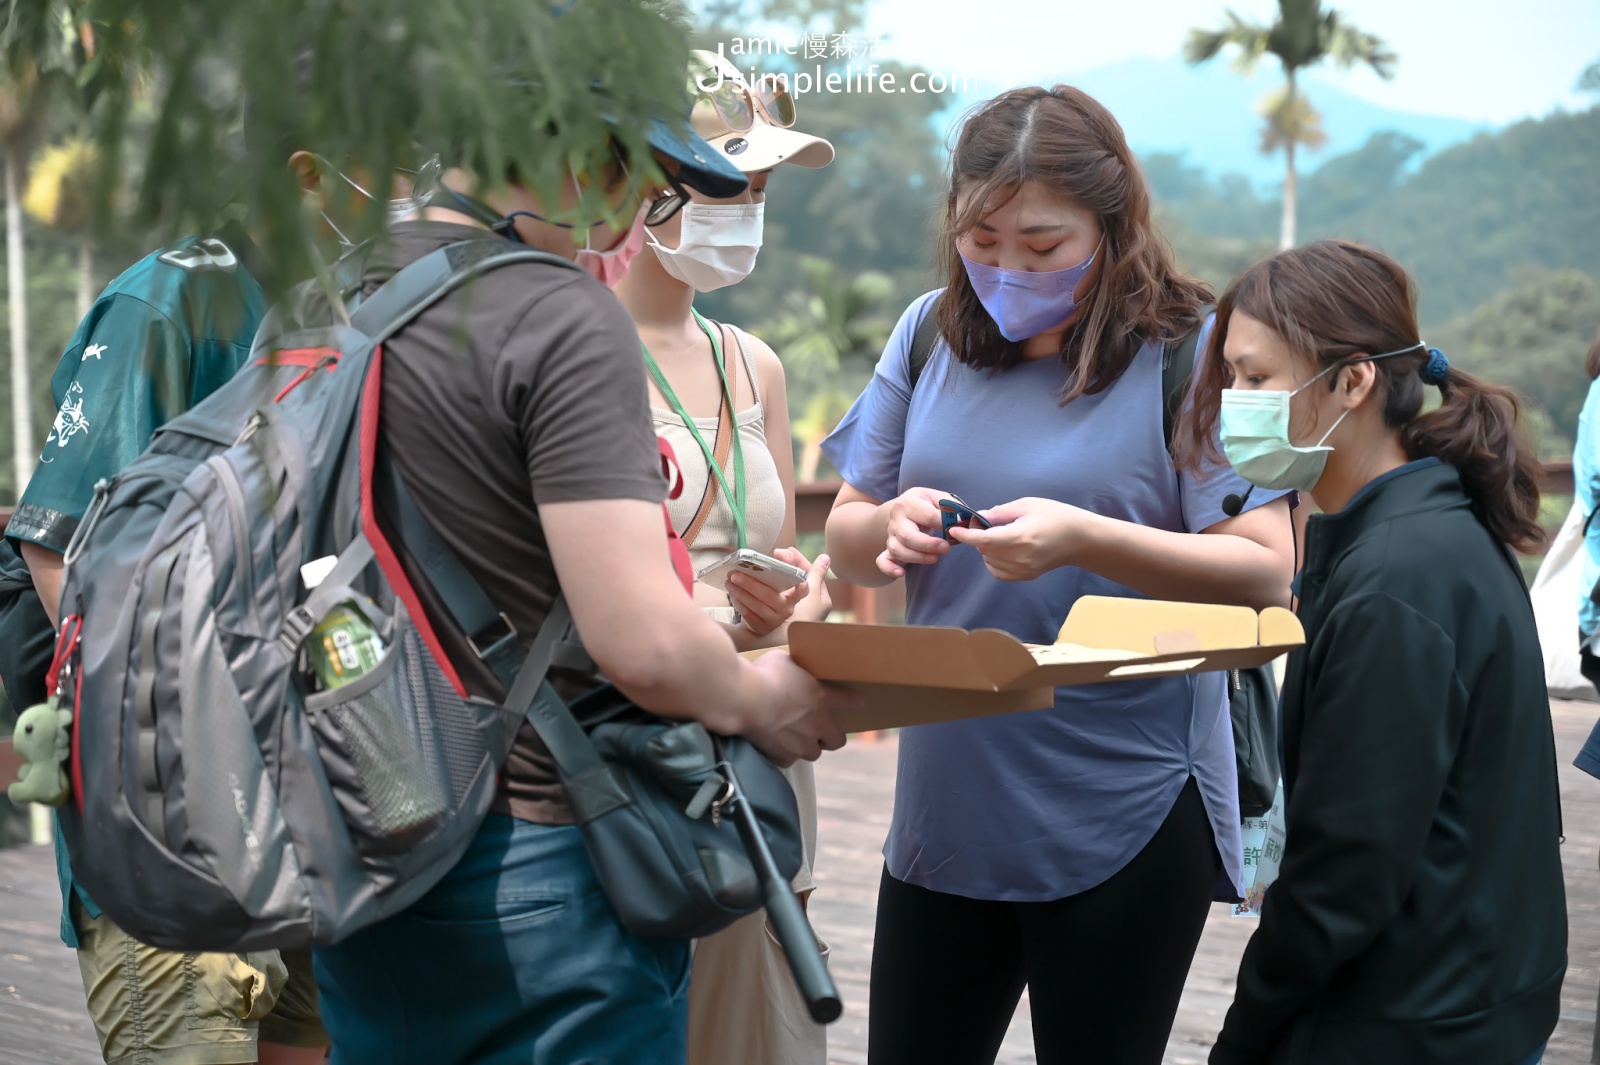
[646,202,764,291]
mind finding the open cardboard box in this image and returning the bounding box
[780,595,1304,733]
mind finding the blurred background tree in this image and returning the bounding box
[758,256,894,480]
[0,0,703,500]
[0,1,1598,501]
[1,0,88,499]
[1430,268,1600,458]
[1185,0,1396,250]
[24,135,98,320]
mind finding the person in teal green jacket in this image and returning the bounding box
[6,226,332,1064]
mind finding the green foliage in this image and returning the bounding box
[1141,152,1277,240]
[1155,206,1275,296]
[1295,130,1422,233]
[0,217,111,503]
[1183,0,1396,84]
[41,0,700,296]
[1147,110,1600,327]
[1429,267,1600,453]
[751,255,894,479]
[1323,108,1600,322]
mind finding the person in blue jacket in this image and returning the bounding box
[1178,239,1564,1065]
[1572,326,1600,699]
[1570,324,1600,1065]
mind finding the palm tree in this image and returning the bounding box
[25,137,98,320]
[756,256,894,481]
[1185,0,1396,250]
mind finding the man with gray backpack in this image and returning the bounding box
[40,101,853,1065]
[312,132,852,1060]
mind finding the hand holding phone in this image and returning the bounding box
[938,495,992,542]
[695,549,810,593]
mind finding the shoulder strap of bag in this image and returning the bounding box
[1160,305,1214,454]
[501,596,633,823]
[350,240,580,342]
[681,322,736,550]
[907,295,943,393]
[358,239,588,687]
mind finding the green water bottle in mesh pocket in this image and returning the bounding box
[306,604,387,689]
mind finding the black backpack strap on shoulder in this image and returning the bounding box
[372,449,527,685]
[1160,304,1214,453]
[503,597,633,825]
[349,240,580,343]
[907,294,944,392]
[356,239,589,688]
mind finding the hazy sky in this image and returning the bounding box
[857,0,1598,124]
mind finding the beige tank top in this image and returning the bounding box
[654,324,817,897]
[655,324,786,615]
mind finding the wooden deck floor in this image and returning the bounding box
[5,700,1600,1064]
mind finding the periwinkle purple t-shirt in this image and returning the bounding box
[822,290,1284,901]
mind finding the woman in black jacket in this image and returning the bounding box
[1176,239,1566,1065]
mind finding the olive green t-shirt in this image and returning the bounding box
[370,222,665,823]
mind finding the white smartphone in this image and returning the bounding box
[695,549,809,593]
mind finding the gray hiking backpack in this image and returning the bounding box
[51,240,581,951]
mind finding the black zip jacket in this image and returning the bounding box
[1211,460,1566,1065]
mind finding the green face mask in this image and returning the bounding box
[1218,342,1426,492]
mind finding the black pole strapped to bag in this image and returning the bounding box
[721,757,843,1024]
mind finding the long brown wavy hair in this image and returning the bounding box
[936,85,1211,400]
[1175,239,1545,553]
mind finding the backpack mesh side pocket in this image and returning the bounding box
[305,624,453,849]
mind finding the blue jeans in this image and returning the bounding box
[313,814,691,1065]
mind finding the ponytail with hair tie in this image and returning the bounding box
[1420,347,1449,386]
[1174,239,1544,555]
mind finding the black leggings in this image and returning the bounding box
[868,777,1220,1065]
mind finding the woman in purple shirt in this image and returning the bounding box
[822,86,1295,1064]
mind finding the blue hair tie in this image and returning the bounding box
[1420,347,1449,385]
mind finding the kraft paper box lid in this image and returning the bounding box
[779,595,1304,734]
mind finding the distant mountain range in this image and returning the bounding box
[936,56,1491,188]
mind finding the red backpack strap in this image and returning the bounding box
[657,438,694,596]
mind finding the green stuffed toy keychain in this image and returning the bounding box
[8,694,73,807]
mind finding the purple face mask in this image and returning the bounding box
[960,241,1100,342]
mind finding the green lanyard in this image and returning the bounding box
[642,309,747,549]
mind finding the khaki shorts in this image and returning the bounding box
[71,899,328,1065]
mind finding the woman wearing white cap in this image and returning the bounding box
[613,48,838,1065]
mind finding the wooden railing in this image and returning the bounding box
[1545,460,1575,496]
